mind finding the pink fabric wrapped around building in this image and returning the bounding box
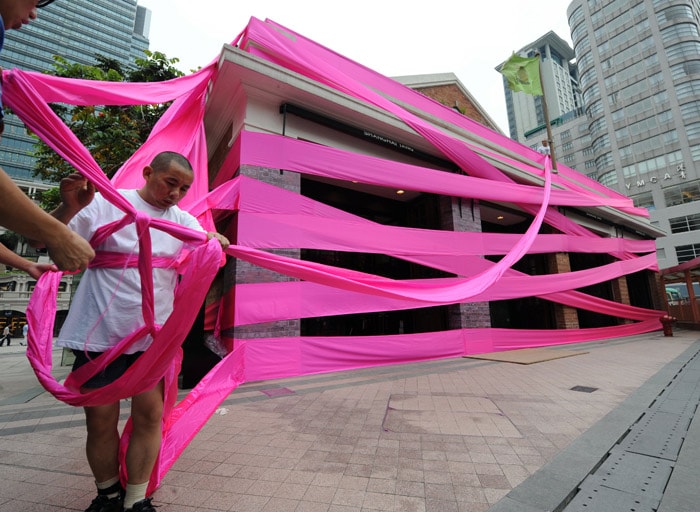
[2,17,662,492]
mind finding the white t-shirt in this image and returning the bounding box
[57,189,205,353]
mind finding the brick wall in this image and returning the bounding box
[547,252,580,329]
[224,164,301,340]
[414,84,493,128]
[611,276,632,324]
[439,196,492,329]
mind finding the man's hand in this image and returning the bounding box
[59,173,95,213]
[49,173,95,227]
[207,232,230,250]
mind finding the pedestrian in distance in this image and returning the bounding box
[0,324,10,346]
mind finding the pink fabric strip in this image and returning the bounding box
[228,252,659,326]
[237,211,655,256]
[230,318,662,383]
[239,131,638,210]
[89,251,177,269]
[255,18,637,207]
[238,21,646,260]
[29,240,222,406]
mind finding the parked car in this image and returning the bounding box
[666,283,700,304]
[666,287,682,304]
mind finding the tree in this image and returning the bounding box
[31,51,185,209]
[0,231,19,252]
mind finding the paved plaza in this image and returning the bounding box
[0,329,698,511]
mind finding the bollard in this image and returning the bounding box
[660,314,676,337]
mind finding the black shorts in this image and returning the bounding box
[72,350,144,388]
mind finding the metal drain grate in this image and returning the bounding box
[564,482,658,512]
[582,448,673,502]
[618,410,689,460]
[560,348,700,511]
[570,385,598,393]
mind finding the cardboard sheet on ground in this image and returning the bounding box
[464,347,589,365]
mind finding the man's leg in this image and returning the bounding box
[123,381,163,510]
[83,402,122,511]
[84,402,121,482]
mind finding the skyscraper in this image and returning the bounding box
[567,0,700,268]
[498,31,582,144]
[497,31,592,176]
[0,0,150,195]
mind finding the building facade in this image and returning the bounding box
[0,271,74,337]
[0,17,668,382]
[393,73,502,132]
[198,34,663,349]
[567,0,700,268]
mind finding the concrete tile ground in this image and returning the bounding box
[0,329,696,511]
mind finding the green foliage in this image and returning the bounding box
[37,186,61,211]
[31,50,185,187]
[0,231,19,251]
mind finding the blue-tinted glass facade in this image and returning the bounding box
[0,0,149,184]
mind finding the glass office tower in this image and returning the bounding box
[498,31,582,144]
[567,0,700,267]
[0,0,150,192]
[496,31,591,175]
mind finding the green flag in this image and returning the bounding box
[500,53,543,96]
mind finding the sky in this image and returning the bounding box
[136,1,574,134]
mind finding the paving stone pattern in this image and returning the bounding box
[0,331,697,511]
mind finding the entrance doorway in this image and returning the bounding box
[300,179,449,336]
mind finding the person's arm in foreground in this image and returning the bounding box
[0,170,94,271]
[0,243,57,279]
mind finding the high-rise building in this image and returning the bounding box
[504,2,700,268]
[566,0,700,268]
[0,0,150,195]
[496,31,592,176]
[497,32,582,143]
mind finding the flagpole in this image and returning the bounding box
[536,52,558,173]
